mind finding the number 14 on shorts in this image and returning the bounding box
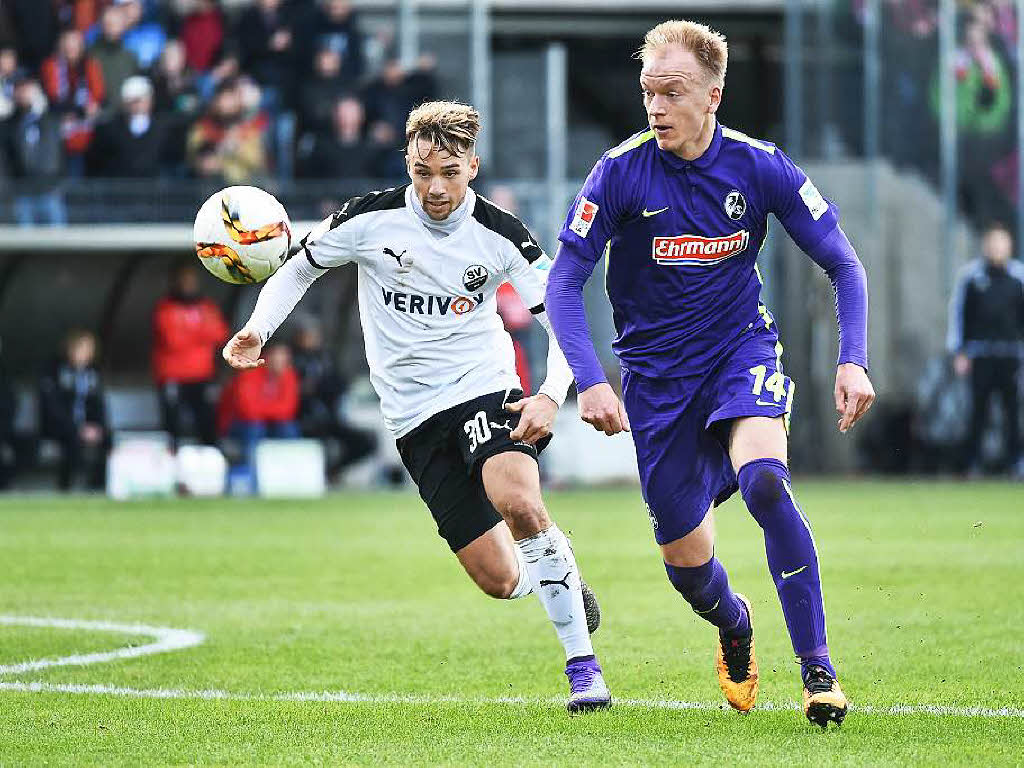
[749,364,790,406]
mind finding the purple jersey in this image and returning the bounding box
[556,123,841,379]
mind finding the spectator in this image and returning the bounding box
[948,223,1024,476]
[362,56,437,178]
[38,329,109,491]
[186,76,269,183]
[290,324,375,481]
[41,28,105,176]
[0,45,19,121]
[296,95,376,179]
[180,0,224,73]
[88,75,168,177]
[308,0,364,83]
[120,0,167,70]
[152,262,228,448]
[152,39,201,174]
[218,343,300,476]
[1,70,66,227]
[89,4,138,115]
[235,0,300,111]
[298,45,349,136]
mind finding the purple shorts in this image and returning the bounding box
[622,326,794,545]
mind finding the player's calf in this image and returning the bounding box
[738,458,838,685]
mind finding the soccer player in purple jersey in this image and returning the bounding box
[545,20,875,727]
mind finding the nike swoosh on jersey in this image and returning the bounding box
[641,206,669,217]
[781,565,808,579]
[755,399,780,406]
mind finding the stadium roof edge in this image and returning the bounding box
[0,224,320,253]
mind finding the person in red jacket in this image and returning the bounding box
[152,261,228,448]
[218,343,300,472]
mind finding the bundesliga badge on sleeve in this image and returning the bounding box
[570,197,599,237]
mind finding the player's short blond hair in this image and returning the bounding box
[405,101,481,159]
[636,19,728,86]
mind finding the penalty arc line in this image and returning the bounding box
[0,616,1021,720]
[0,681,1021,720]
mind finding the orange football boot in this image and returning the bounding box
[715,593,758,712]
[803,665,848,728]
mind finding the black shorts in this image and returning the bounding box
[396,389,552,553]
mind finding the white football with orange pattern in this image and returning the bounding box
[193,185,292,285]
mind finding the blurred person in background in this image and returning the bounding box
[290,323,375,482]
[38,329,109,491]
[948,222,1024,477]
[1,70,66,227]
[186,76,269,183]
[362,56,437,178]
[40,28,104,177]
[217,342,300,476]
[236,0,300,112]
[152,261,228,448]
[119,0,166,70]
[87,75,168,176]
[179,0,224,73]
[89,4,138,115]
[152,39,201,174]
[0,45,21,121]
[296,94,375,179]
[298,44,348,137]
[308,0,364,83]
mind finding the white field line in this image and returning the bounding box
[1,616,1021,720]
[0,680,1022,720]
[0,616,204,675]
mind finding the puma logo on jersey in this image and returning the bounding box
[381,288,484,316]
[539,571,573,590]
[383,247,407,266]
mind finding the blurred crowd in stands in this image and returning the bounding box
[0,0,437,224]
[853,0,1021,227]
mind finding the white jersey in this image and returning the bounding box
[246,184,574,437]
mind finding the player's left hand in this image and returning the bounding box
[834,363,875,433]
[506,394,558,444]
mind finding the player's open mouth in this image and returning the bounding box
[653,125,672,136]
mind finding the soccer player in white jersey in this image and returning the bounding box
[222,101,611,712]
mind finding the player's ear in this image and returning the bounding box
[708,84,722,115]
[467,152,480,181]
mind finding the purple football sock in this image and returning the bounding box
[665,558,750,636]
[738,458,834,676]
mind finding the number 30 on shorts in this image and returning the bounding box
[464,411,492,453]
[749,364,792,407]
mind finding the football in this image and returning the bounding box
[193,185,292,284]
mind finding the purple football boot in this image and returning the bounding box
[565,655,612,713]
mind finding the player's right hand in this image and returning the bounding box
[578,382,630,436]
[222,327,265,370]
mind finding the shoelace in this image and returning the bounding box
[567,665,597,693]
[804,666,834,694]
[722,633,753,683]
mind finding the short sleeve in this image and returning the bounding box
[766,149,841,253]
[557,154,632,264]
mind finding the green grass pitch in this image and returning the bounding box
[0,481,1021,765]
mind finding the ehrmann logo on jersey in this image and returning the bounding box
[652,230,750,266]
[382,288,485,316]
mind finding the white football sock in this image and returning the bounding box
[516,524,594,660]
[508,545,534,600]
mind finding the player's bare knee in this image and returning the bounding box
[473,570,518,599]
[494,490,548,534]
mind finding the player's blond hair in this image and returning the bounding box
[405,101,481,159]
[636,20,728,86]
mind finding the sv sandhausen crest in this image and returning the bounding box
[463,264,489,292]
[724,189,747,220]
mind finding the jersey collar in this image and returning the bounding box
[658,120,723,171]
[406,185,477,239]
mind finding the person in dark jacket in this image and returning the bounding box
[291,324,375,481]
[2,70,66,226]
[948,222,1024,475]
[88,75,167,177]
[38,329,110,491]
